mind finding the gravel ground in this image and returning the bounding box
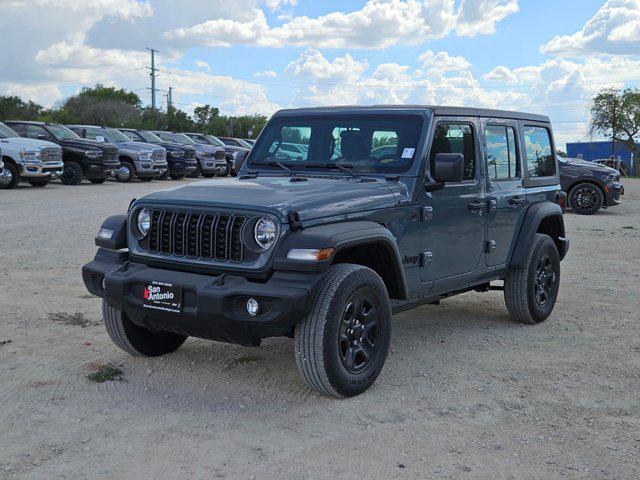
[1,177,639,480]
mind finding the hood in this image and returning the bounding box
[0,137,59,149]
[561,158,618,175]
[223,145,250,154]
[58,138,117,150]
[116,140,164,152]
[138,175,406,222]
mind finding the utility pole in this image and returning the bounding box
[611,95,617,164]
[146,47,159,112]
[167,87,173,111]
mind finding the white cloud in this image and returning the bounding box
[417,50,471,73]
[285,49,369,83]
[165,0,520,49]
[2,83,64,108]
[541,0,640,56]
[263,0,297,11]
[254,70,278,78]
[195,60,212,72]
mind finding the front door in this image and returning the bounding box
[420,119,486,283]
[482,120,527,266]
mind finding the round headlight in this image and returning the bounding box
[254,217,277,250]
[137,208,151,237]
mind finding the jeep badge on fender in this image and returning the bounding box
[82,105,569,398]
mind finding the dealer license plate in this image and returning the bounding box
[142,281,182,313]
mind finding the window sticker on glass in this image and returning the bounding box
[402,148,415,159]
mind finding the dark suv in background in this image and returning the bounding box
[6,121,119,185]
[119,129,197,180]
[558,156,624,215]
[183,132,250,175]
[151,131,227,178]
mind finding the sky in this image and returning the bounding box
[1,0,640,148]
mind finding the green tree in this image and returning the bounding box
[590,88,640,174]
[0,96,45,120]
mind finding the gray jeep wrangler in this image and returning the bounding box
[82,106,569,398]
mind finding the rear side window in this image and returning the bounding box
[484,125,519,180]
[430,123,476,181]
[523,126,555,177]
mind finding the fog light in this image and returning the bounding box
[246,298,260,316]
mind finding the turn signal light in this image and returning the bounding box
[287,248,335,261]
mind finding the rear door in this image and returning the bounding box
[482,119,527,267]
[420,118,486,282]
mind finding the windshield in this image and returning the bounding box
[48,124,80,141]
[156,132,195,144]
[0,122,18,139]
[249,115,423,174]
[136,131,163,143]
[236,139,253,148]
[205,135,225,147]
[105,128,131,143]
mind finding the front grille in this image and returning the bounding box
[102,147,119,162]
[41,147,62,163]
[152,149,166,162]
[146,209,247,263]
[184,148,196,160]
[215,150,226,160]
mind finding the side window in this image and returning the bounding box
[126,131,143,141]
[430,123,476,181]
[84,128,106,142]
[25,124,50,140]
[484,125,520,180]
[523,126,555,177]
[10,123,26,136]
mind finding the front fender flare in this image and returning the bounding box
[273,221,408,300]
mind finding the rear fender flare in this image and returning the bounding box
[510,202,568,267]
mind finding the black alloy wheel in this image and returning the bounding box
[338,293,380,373]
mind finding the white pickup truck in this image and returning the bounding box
[0,121,64,188]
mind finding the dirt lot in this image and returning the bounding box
[1,178,639,479]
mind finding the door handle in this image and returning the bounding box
[467,200,486,214]
[508,195,526,206]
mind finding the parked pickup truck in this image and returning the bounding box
[5,121,119,185]
[68,125,167,183]
[83,106,569,398]
[184,132,250,176]
[119,129,197,180]
[151,131,227,178]
[0,121,63,188]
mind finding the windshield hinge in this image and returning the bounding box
[287,211,302,231]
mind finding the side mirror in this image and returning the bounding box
[433,153,465,183]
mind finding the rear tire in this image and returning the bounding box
[61,161,83,185]
[568,183,603,215]
[294,264,391,398]
[28,179,50,187]
[504,233,560,324]
[102,301,187,357]
[0,163,20,189]
[115,160,135,183]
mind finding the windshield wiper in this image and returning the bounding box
[303,163,360,179]
[251,161,307,178]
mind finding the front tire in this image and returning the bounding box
[61,161,83,185]
[102,301,187,357]
[115,160,135,183]
[187,164,201,178]
[294,264,391,398]
[0,163,20,189]
[569,183,603,215]
[504,233,560,324]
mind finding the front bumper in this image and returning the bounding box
[198,156,228,174]
[19,160,64,178]
[82,249,318,346]
[604,181,624,207]
[168,160,197,175]
[85,160,119,179]
[137,161,168,178]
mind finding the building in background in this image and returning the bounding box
[566,141,636,175]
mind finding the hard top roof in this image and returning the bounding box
[272,105,549,123]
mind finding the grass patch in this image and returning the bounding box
[87,363,124,383]
[622,225,636,230]
[49,311,98,328]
